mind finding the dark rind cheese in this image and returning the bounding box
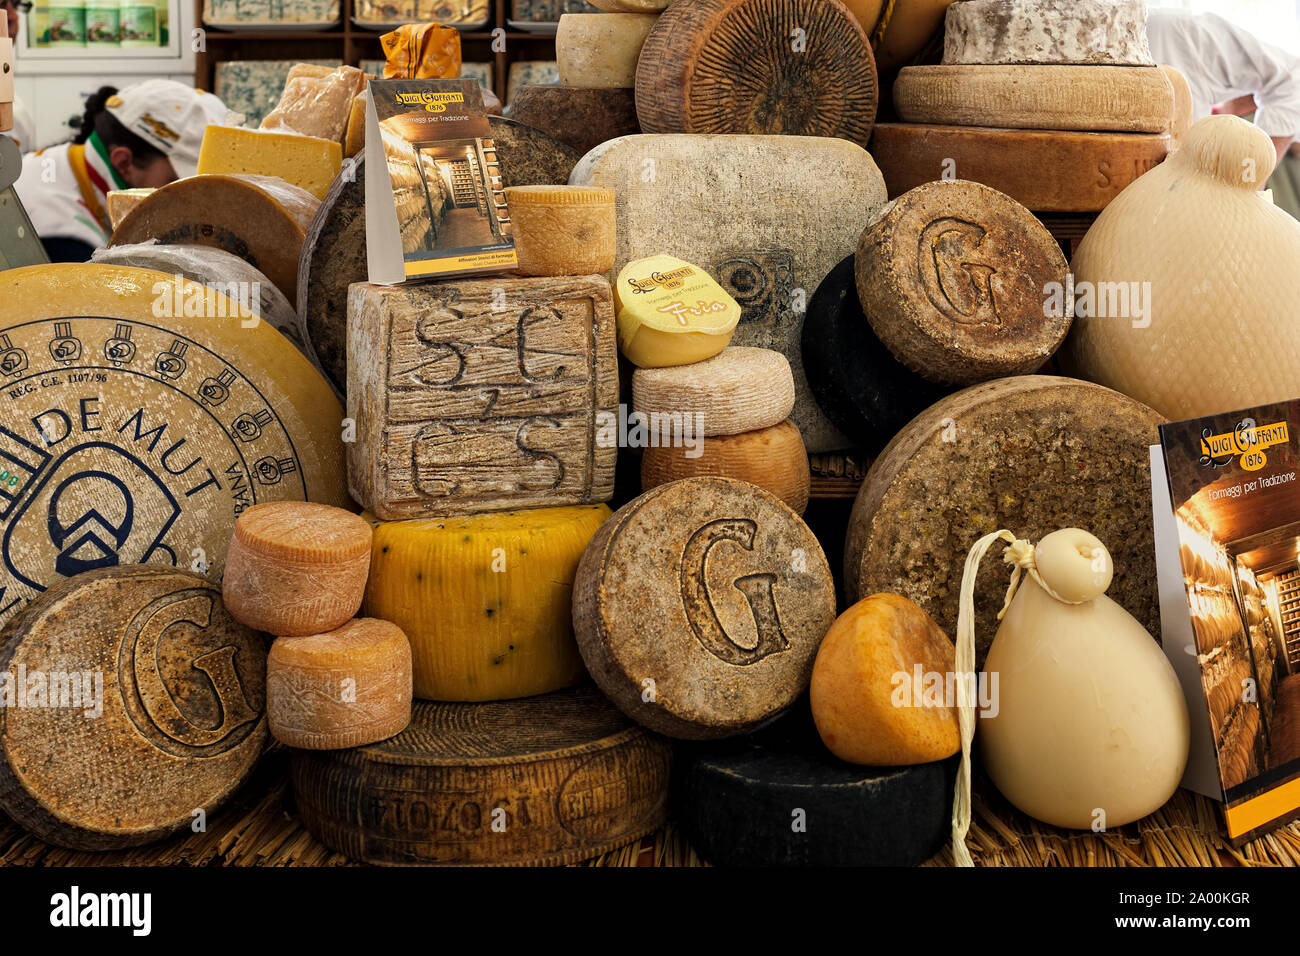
[0,566,267,850]
[844,375,1164,664]
[290,684,672,866]
[635,0,879,149]
[507,86,640,157]
[677,707,956,866]
[802,255,952,454]
[299,118,582,392]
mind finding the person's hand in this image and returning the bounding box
[1213,93,1260,117]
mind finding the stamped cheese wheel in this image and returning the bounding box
[0,566,267,849]
[635,0,879,149]
[631,347,796,437]
[290,684,672,865]
[678,708,957,867]
[90,241,320,371]
[572,477,836,739]
[855,179,1070,385]
[801,255,953,452]
[570,133,887,452]
[223,502,373,637]
[942,0,1154,66]
[557,13,658,89]
[267,618,413,750]
[363,505,611,702]
[0,264,349,628]
[110,173,320,304]
[506,86,640,156]
[844,376,1164,664]
[300,119,581,392]
[868,124,1170,213]
[504,185,616,277]
[641,421,810,514]
[893,65,1175,133]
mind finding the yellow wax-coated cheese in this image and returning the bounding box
[224,501,373,637]
[504,185,616,277]
[267,618,413,750]
[197,125,344,200]
[106,188,154,229]
[363,504,612,701]
[615,254,741,367]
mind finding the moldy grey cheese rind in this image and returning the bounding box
[844,376,1164,664]
[942,0,1154,66]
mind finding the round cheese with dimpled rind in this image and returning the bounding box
[631,346,795,436]
[0,263,350,629]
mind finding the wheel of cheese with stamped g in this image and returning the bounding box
[0,264,349,629]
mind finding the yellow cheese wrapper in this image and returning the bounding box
[615,254,742,368]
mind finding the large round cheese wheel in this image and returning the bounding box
[634,0,879,149]
[844,376,1163,663]
[0,566,267,849]
[942,0,1154,66]
[109,173,320,304]
[0,264,349,628]
[1067,115,1299,420]
[506,86,640,157]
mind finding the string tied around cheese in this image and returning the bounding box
[951,530,1092,867]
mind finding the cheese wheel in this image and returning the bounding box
[223,502,373,637]
[0,264,349,627]
[557,14,657,88]
[572,477,837,739]
[641,420,810,514]
[893,65,1176,133]
[854,179,1070,385]
[635,0,879,149]
[197,125,344,200]
[844,376,1165,664]
[291,684,672,865]
[300,119,581,392]
[504,185,616,277]
[0,567,266,850]
[942,0,1154,67]
[110,173,320,303]
[363,505,611,701]
[615,254,742,366]
[345,92,366,158]
[679,709,957,867]
[868,123,1170,213]
[632,347,796,436]
[267,618,413,750]
[506,85,640,157]
[90,241,319,372]
[106,188,154,229]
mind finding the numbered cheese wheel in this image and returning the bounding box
[0,264,349,629]
[0,566,267,849]
[290,684,672,865]
[573,477,836,739]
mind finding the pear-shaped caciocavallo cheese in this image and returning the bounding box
[1067,115,1300,420]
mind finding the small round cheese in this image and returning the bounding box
[557,13,658,89]
[505,185,616,277]
[632,346,795,436]
[615,254,742,367]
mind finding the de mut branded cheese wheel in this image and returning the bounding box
[363,505,611,701]
[0,264,349,629]
[223,502,373,637]
[941,0,1155,66]
[504,185,616,277]
[267,618,413,750]
[631,346,795,436]
[0,566,267,849]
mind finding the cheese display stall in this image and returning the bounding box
[9,0,1300,872]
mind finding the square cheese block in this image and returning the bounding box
[347,276,618,519]
[571,133,889,452]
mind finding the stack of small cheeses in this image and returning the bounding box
[871,0,1193,214]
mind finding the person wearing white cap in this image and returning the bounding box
[12,79,230,262]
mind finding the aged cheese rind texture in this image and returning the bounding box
[506,85,640,158]
[844,376,1164,664]
[894,65,1175,133]
[631,346,795,436]
[0,566,267,850]
[0,264,349,628]
[572,477,837,739]
[570,133,888,452]
[635,0,879,149]
[942,0,1154,66]
[347,277,618,519]
[868,123,1169,212]
[557,13,658,89]
[290,684,672,865]
[504,185,616,277]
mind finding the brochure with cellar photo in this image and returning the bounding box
[1151,399,1300,844]
[365,77,516,284]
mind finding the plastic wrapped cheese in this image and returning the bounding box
[261,65,367,144]
[615,254,741,367]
